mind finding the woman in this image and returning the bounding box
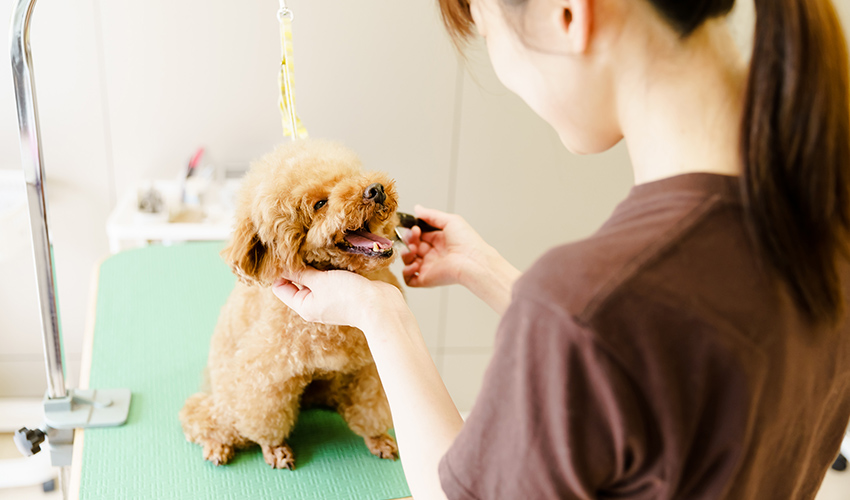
[273,0,850,498]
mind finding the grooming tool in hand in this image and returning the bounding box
[394,212,440,249]
[397,212,440,233]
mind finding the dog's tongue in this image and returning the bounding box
[344,230,393,251]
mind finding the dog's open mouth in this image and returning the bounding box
[337,229,394,258]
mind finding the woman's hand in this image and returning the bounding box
[402,205,521,314]
[401,205,491,288]
[272,267,406,331]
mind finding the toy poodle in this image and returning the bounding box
[179,139,401,469]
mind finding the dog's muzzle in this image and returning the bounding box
[364,183,386,205]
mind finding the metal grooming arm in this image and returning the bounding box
[11,0,63,405]
[10,0,131,471]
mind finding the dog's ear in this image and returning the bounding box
[221,217,276,286]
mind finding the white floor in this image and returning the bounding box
[1,432,849,499]
[820,468,850,500]
[0,481,62,500]
[0,431,62,499]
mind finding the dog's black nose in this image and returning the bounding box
[364,183,386,205]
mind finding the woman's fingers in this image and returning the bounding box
[272,278,312,317]
[281,266,329,289]
[272,278,299,296]
[402,239,434,265]
[403,261,421,283]
[401,247,418,265]
[403,225,422,247]
[272,268,330,318]
[413,205,453,230]
[402,225,439,266]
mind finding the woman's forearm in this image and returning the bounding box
[460,245,521,315]
[363,307,463,500]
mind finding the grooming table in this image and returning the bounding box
[69,242,411,500]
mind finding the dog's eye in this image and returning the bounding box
[313,199,328,211]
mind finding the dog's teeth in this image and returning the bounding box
[373,242,380,252]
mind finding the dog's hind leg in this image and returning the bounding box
[179,392,245,465]
[333,363,398,460]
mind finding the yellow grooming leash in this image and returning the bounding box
[278,0,308,139]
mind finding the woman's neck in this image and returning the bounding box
[615,18,748,185]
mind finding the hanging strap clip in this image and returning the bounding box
[277,0,293,22]
[277,0,307,139]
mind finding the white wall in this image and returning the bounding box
[0,0,848,414]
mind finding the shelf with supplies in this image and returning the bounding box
[106,178,242,254]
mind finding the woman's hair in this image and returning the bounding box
[438,0,850,325]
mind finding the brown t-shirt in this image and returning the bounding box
[439,173,850,499]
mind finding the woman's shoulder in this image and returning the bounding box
[515,182,749,323]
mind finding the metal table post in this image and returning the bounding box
[9,0,131,484]
[11,0,67,401]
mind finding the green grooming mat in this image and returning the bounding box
[78,242,411,500]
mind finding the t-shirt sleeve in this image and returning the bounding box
[438,296,651,500]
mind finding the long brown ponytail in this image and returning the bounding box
[437,0,850,324]
[741,0,850,325]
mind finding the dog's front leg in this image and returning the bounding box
[334,362,398,460]
[229,372,311,470]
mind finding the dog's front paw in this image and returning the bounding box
[202,441,235,466]
[365,434,398,460]
[262,443,296,470]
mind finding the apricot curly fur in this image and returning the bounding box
[179,140,400,469]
